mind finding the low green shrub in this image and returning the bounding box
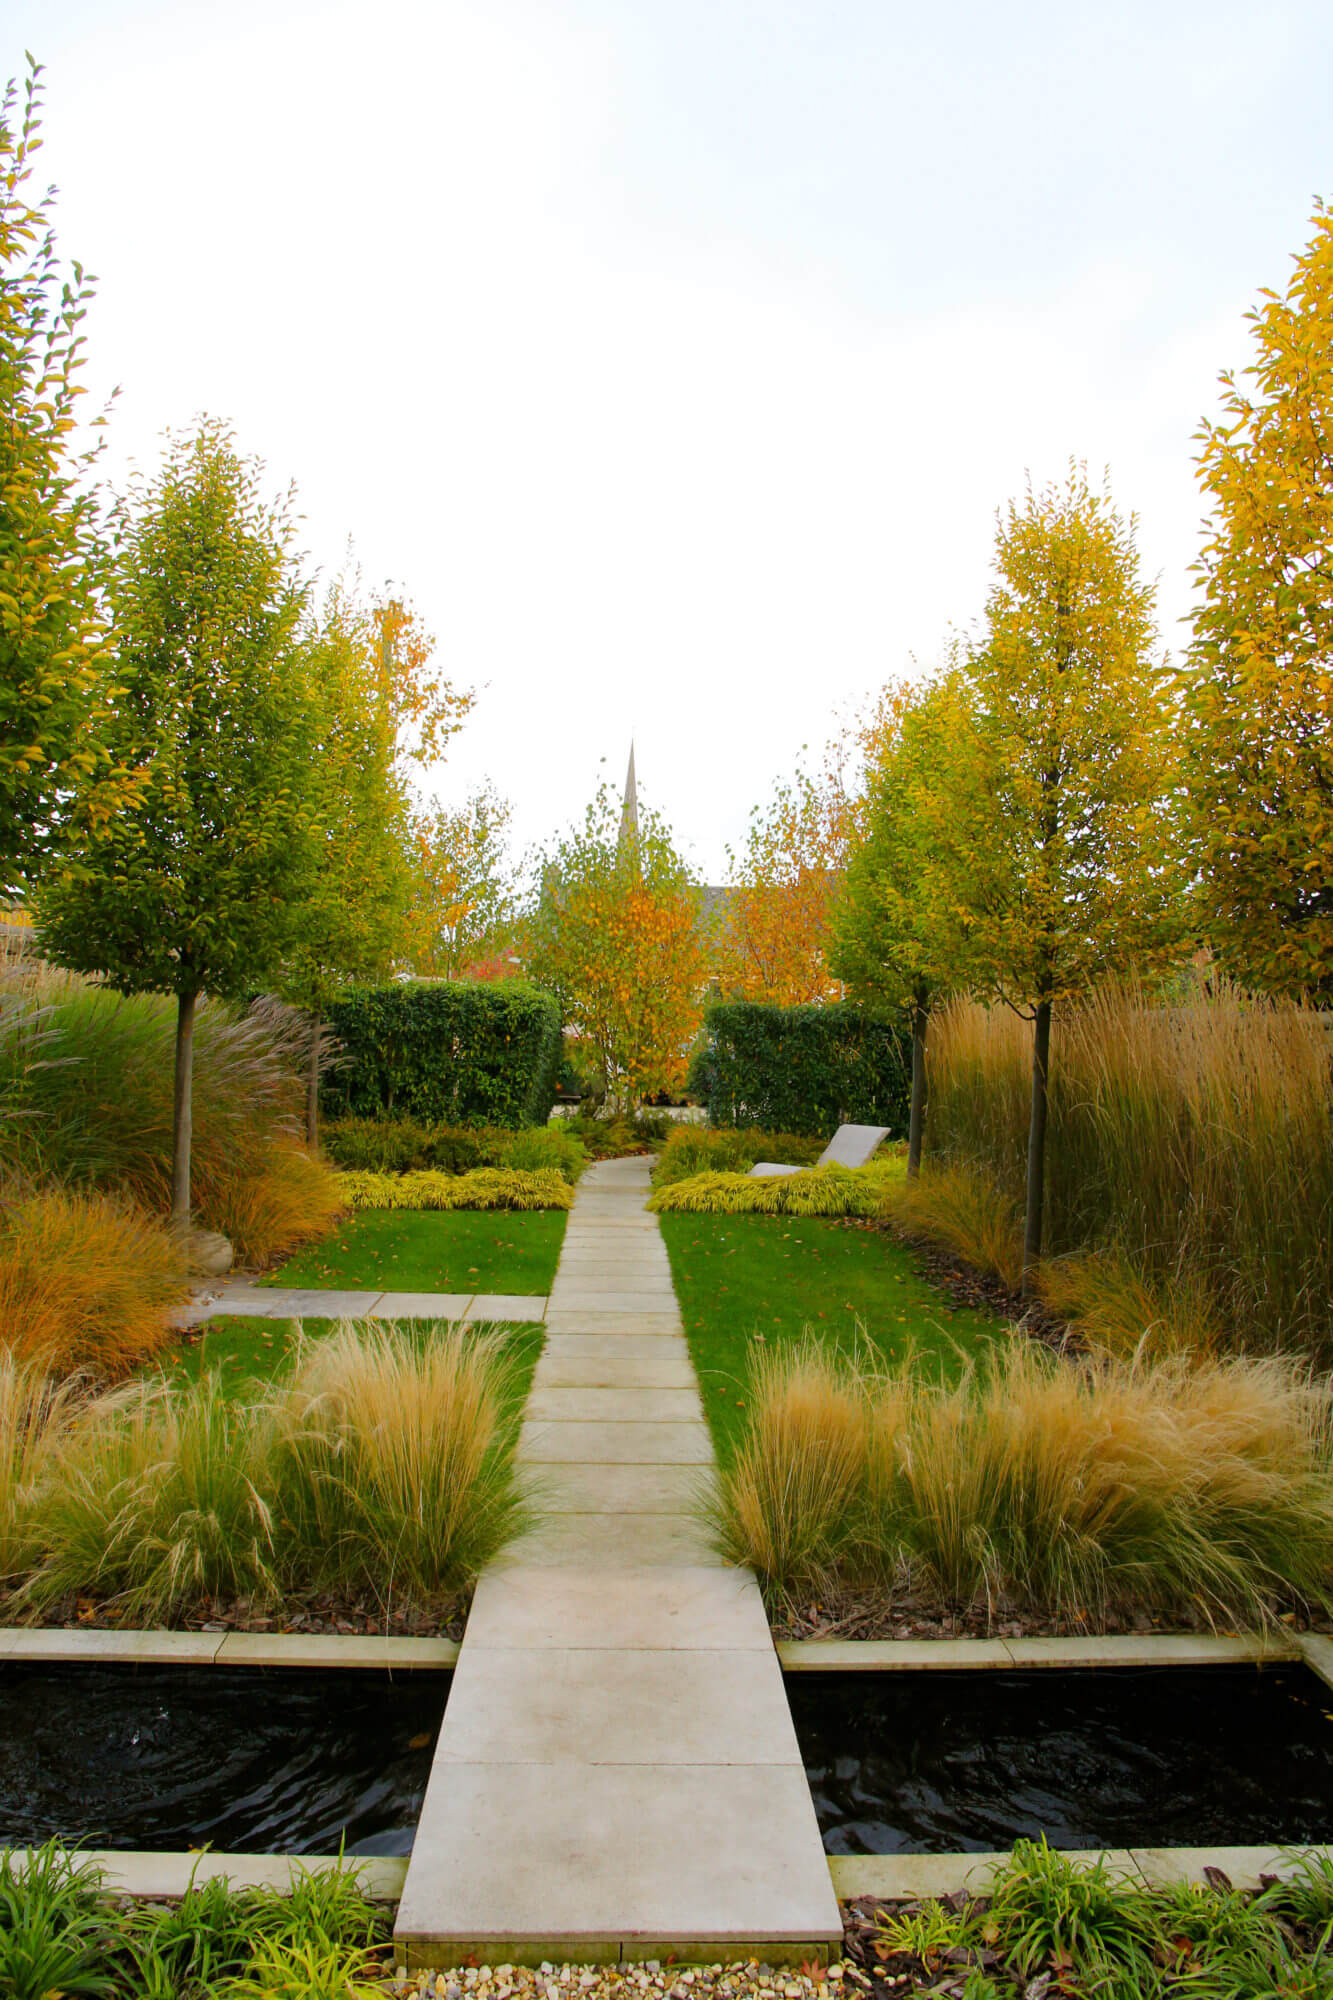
[322,981,561,1127]
[650,1160,902,1217]
[688,998,910,1135]
[0,1846,392,2000]
[652,1125,822,1186]
[336,1167,574,1211]
[559,1111,667,1157]
[322,1117,587,1183]
[714,1337,1333,1625]
[497,1125,588,1178]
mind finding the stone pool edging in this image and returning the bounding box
[2,1847,408,1899]
[0,1629,459,1668]
[776,1631,1315,1672]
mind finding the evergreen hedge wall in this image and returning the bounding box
[322,982,563,1128]
[688,1000,911,1137]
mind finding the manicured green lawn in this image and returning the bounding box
[263,1208,567,1295]
[160,1314,546,1414]
[659,1214,1001,1461]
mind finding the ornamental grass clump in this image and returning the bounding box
[29,1372,277,1619]
[716,1337,1333,1626]
[5,1322,527,1620]
[928,984,1333,1360]
[270,1320,529,1601]
[0,1183,192,1377]
[0,977,341,1263]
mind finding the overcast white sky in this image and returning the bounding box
[6,0,1332,878]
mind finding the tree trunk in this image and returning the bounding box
[907,992,929,1180]
[306,1011,321,1148]
[171,987,199,1231]
[1022,997,1052,1296]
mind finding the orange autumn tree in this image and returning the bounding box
[525,785,708,1109]
[717,756,854,1004]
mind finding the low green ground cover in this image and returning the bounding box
[165,1315,545,1403]
[264,1208,566,1295]
[0,1845,395,2000]
[659,1212,998,1461]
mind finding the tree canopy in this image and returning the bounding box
[525,785,707,1109]
[1185,198,1333,999]
[0,60,135,892]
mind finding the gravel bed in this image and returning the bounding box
[383,1961,860,1999]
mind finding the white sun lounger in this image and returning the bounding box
[748,1121,890,1178]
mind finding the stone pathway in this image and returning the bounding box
[189,1284,549,1323]
[394,1155,840,1966]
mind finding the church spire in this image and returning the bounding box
[619,741,639,847]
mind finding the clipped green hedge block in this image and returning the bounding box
[687,1000,911,1137]
[322,982,562,1128]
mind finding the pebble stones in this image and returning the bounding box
[386,1962,850,2000]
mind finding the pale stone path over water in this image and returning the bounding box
[394,1154,841,1964]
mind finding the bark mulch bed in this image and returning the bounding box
[4,1589,471,1641]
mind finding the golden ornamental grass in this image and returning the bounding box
[0,1321,528,1621]
[0,1184,192,1378]
[715,1337,1333,1627]
[925,983,1333,1360]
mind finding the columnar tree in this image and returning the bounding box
[525,785,708,1109]
[39,422,321,1231]
[0,60,134,892]
[941,468,1179,1288]
[1185,199,1333,998]
[831,671,976,1176]
[405,780,517,979]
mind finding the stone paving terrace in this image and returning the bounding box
[393,1155,841,1964]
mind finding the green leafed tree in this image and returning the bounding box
[938,467,1181,1287]
[0,59,135,893]
[1184,199,1333,998]
[831,670,977,1176]
[39,420,322,1232]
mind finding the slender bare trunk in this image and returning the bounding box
[1022,997,1052,1296]
[306,1011,321,1147]
[907,992,929,1179]
[171,987,199,1230]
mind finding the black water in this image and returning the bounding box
[0,1664,449,1855]
[787,1665,1333,1854]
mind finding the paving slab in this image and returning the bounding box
[529,1462,714,1513]
[370,1292,474,1319]
[436,1648,800,1765]
[217,1287,385,1318]
[536,1336,688,1368]
[395,1762,838,1959]
[524,1386,703,1423]
[30,1850,409,1899]
[532,1350,698,1389]
[1299,1632,1333,1690]
[544,1312,684,1336]
[465,1564,769,1651]
[464,1293,551,1321]
[519,1418,714,1462]
[829,1852,1147,1900]
[503,1512,723,1567]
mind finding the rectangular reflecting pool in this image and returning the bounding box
[786,1665,1333,1853]
[0,1664,449,1855]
